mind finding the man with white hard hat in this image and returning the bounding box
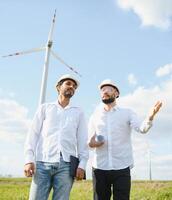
[88,79,162,200]
[24,74,88,200]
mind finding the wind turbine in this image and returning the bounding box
[146,141,155,181]
[2,10,81,105]
[147,146,152,181]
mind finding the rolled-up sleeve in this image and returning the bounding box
[129,110,153,134]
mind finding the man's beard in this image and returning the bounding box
[102,97,115,104]
[63,89,74,98]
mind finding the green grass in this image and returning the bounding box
[0,178,172,200]
[131,181,172,200]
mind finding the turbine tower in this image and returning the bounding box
[146,141,152,181]
[2,10,81,105]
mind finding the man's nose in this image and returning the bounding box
[69,85,75,89]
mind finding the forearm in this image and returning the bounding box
[24,130,40,164]
[139,118,153,133]
[78,149,89,170]
[24,149,35,164]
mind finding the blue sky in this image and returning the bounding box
[0,0,172,180]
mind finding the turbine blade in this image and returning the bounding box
[47,9,57,43]
[51,50,82,77]
[2,47,45,58]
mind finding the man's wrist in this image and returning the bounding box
[149,115,154,121]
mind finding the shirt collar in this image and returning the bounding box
[55,100,78,110]
[98,102,119,112]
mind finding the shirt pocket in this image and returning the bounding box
[62,116,78,131]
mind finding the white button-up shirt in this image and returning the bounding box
[88,103,152,170]
[24,101,88,170]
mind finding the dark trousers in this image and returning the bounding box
[92,167,131,200]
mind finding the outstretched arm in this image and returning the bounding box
[129,101,163,134]
[24,104,45,177]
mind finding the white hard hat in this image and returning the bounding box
[98,79,120,97]
[56,74,80,88]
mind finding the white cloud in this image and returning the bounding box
[156,63,172,77]
[0,99,31,143]
[131,135,172,180]
[118,85,162,116]
[0,97,31,176]
[128,73,138,85]
[118,79,172,139]
[117,0,172,29]
[0,150,25,177]
[153,154,172,163]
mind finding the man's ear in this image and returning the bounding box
[56,85,60,93]
[115,90,119,98]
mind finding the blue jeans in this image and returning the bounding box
[29,157,74,200]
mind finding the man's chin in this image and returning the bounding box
[64,93,74,98]
[63,89,74,97]
[102,98,115,104]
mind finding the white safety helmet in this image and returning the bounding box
[98,79,120,98]
[56,74,80,88]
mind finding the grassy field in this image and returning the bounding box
[0,178,172,200]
